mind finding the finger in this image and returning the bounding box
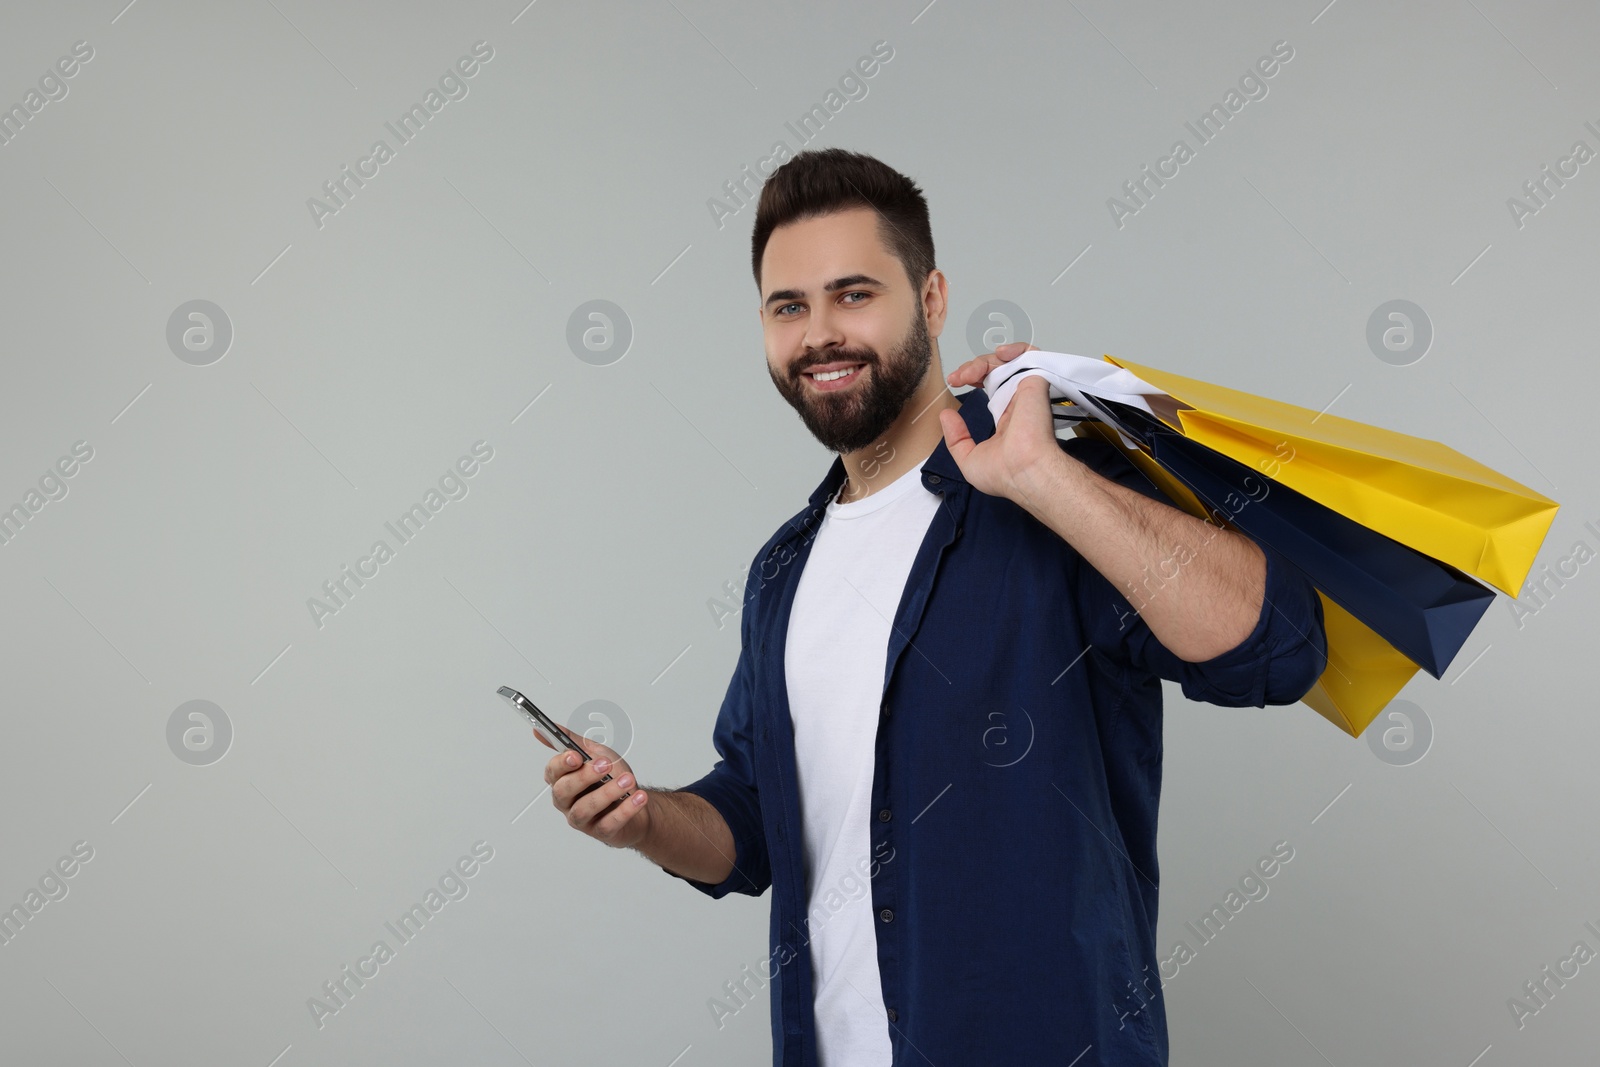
[945,353,1003,388]
[997,374,1047,434]
[552,754,611,810]
[564,730,621,764]
[569,767,630,825]
[939,406,975,464]
[534,723,593,758]
[945,342,1038,388]
[985,341,1038,365]
[985,340,1040,376]
[592,784,649,842]
[546,723,584,752]
[543,725,619,767]
[544,747,581,786]
[569,768,637,829]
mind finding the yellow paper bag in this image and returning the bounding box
[1103,355,1559,597]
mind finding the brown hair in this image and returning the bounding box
[750,148,935,295]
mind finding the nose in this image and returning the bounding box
[801,298,847,356]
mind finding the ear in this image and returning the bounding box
[921,269,949,338]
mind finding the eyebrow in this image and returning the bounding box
[763,273,887,310]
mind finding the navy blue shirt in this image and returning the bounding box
[666,386,1327,1066]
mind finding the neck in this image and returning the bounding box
[835,367,961,504]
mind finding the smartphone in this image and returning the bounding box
[496,686,630,799]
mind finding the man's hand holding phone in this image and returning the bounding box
[496,685,734,885]
[539,729,652,849]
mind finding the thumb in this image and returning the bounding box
[571,731,622,765]
[533,723,600,759]
[940,407,974,463]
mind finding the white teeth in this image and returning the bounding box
[810,366,859,382]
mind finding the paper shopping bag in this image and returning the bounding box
[1090,398,1495,682]
[994,350,1560,736]
[1076,418,1439,735]
[1102,355,1559,597]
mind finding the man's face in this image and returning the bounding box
[759,207,936,454]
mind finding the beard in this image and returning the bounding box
[768,308,934,455]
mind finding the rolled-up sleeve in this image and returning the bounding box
[1063,434,1329,708]
[663,558,772,899]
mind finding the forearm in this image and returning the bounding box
[1013,448,1266,661]
[633,788,737,885]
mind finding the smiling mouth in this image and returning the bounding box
[803,364,865,388]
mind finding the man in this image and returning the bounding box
[543,148,1327,1066]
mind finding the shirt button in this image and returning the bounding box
[927,474,941,485]
[878,809,891,822]
[879,908,894,923]
[887,1007,898,1023]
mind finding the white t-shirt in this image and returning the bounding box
[785,456,942,1067]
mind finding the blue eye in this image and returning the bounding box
[775,292,869,316]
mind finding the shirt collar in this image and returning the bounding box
[802,386,994,510]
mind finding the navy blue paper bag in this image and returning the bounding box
[1086,397,1493,679]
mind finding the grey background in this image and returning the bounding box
[1,0,1595,1064]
